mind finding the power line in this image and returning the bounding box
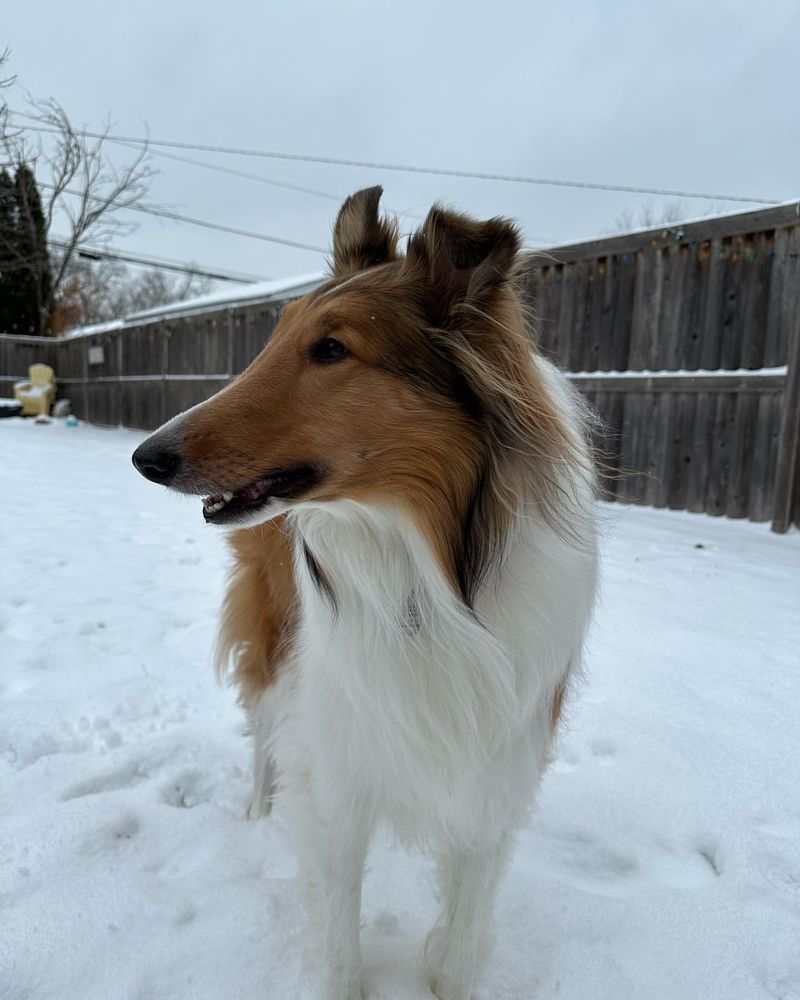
[116,199,327,253]
[7,112,779,206]
[100,141,553,241]
[12,119,424,221]
[108,139,427,222]
[11,114,342,202]
[48,237,265,283]
[37,181,328,253]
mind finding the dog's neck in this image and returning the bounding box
[290,500,444,626]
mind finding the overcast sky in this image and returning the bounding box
[4,1,799,286]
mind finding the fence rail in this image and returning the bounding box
[2,202,799,531]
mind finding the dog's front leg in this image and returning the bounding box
[425,832,511,1000]
[313,797,372,1000]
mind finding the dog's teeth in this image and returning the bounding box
[223,491,234,502]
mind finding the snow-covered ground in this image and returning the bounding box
[1,417,799,1000]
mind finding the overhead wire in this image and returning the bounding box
[37,181,329,253]
[7,113,779,206]
[10,117,424,222]
[48,237,266,283]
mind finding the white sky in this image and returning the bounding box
[5,0,799,283]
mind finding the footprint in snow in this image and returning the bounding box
[161,768,212,809]
[543,829,720,897]
[765,971,800,1000]
[589,738,617,763]
[169,617,193,629]
[177,554,202,566]
[549,738,617,774]
[172,901,197,926]
[80,814,141,856]
[77,620,108,636]
[756,817,800,841]
[110,814,140,840]
[760,857,800,899]
[61,755,160,800]
[548,755,577,774]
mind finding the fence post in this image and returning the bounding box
[162,325,170,425]
[772,297,800,532]
[116,332,123,426]
[81,340,89,422]
[227,308,234,383]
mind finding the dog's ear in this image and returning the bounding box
[406,206,521,326]
[330,186,399,277]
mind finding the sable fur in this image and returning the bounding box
[215,515,297,701]
[132,187,599,1000]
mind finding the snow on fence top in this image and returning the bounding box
[65,272,325,340]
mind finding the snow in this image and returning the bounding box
[568,366,788,379]
[543,198,800,254]
[64,272,325,339]
[1,418,799,1000]
[13,383,47,397]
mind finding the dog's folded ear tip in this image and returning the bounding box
[340,186,384,213]
[331,185,398,277]
[405,208,522,320]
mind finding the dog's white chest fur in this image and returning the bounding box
[270,497,596,847]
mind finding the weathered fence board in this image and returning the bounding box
[772,293,800,533]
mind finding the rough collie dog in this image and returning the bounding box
[132,187,598,1000]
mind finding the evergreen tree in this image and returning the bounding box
[13,165,53,335]
[0,168,18,334]
[2,97,153,334]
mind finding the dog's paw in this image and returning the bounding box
[322,980,364,1000]
[426,932,474,1000]
[429,971,469,1000]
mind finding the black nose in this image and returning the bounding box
[132,440,181,485]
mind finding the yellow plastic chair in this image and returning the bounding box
[14,364,57,416]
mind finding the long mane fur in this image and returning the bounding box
[404,205,595,608]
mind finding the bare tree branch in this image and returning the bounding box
[613,200,692,233]
[2,93,155,326]
[53,251,211,330]
[0,49,16,147]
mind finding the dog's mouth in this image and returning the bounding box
[202,464,324,524]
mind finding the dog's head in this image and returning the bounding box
[134,187,522,518]
[132,188,570,600]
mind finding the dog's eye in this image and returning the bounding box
[311,337,349,363]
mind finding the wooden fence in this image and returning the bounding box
[520,202,800,533]
[1,202,799,531]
